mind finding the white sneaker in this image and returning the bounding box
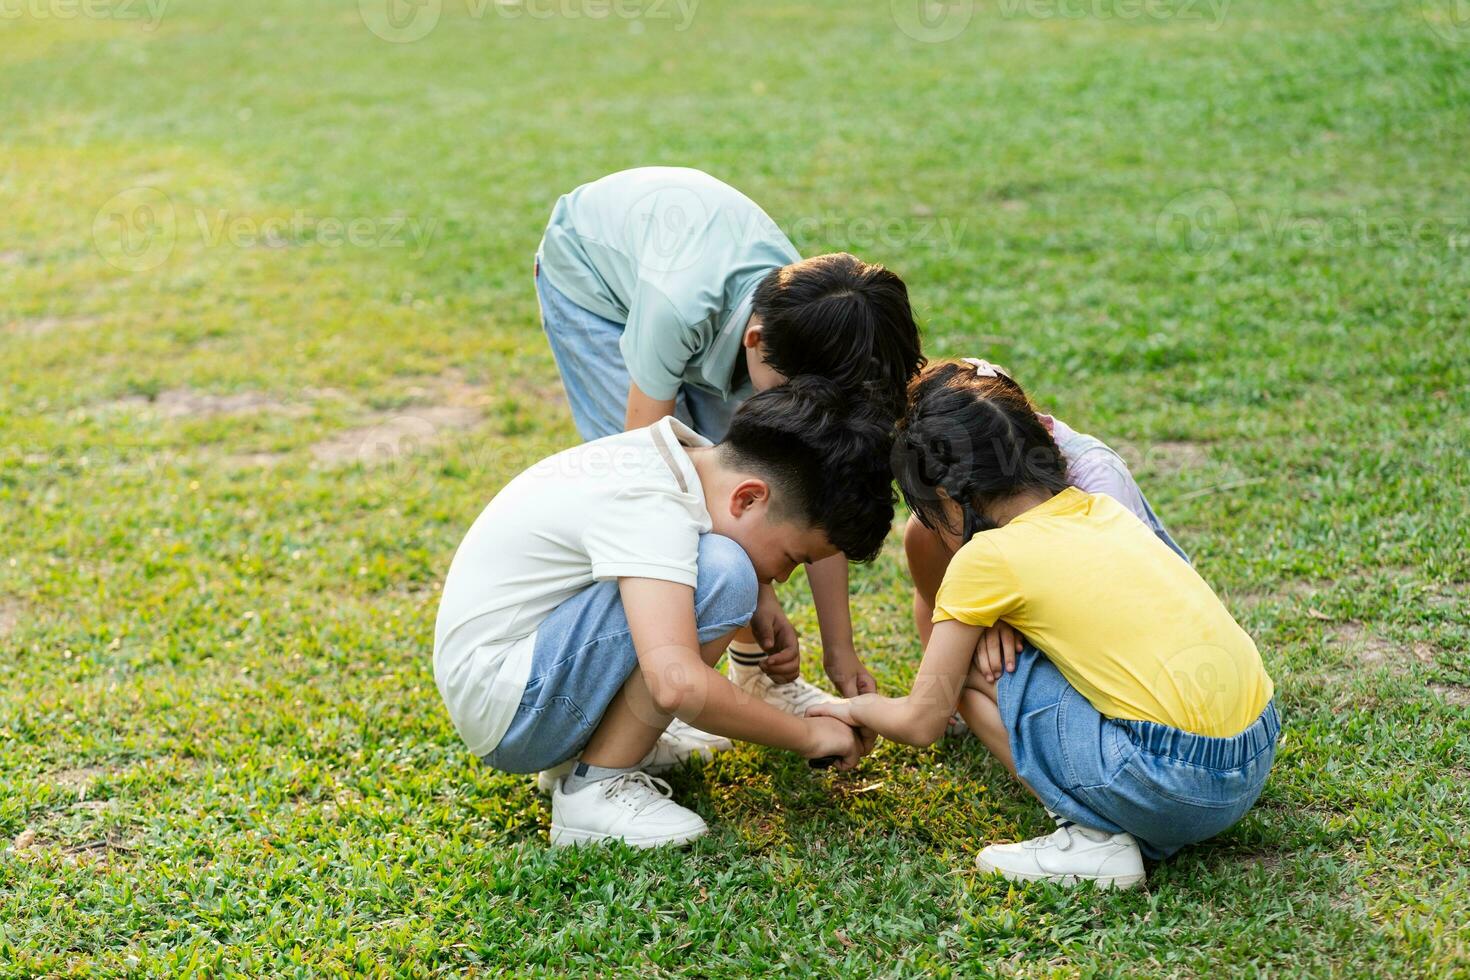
[535,759,577,795]
[976,824,1145,890]
[533,722,734,795]
[550,771,708,849]
[646,718,734,770]
[729,660,835,716]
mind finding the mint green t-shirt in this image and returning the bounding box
[537,167,801,402]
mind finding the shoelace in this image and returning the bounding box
[604,770,672,801]
[777,676,834,711]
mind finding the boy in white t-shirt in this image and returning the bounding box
[433,377,896,848]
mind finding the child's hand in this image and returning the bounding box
[806,699,855,726]
[974,620,1022,683]
[809,699,877,758]
[752,585,800,682]
[802,713,863,770]
[824,647,878,697]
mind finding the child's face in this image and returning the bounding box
[715,478,838,583]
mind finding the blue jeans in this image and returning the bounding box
[482,534,758,774]
[536,260,738,442]
[998,647,1280,859]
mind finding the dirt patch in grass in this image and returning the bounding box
[1324,622,1397,667]
[1424,582,1469,614]
[107,388,305,419]
[47,765,115,793]
[309,372,487,466]
[4,315,103,337]
[1144,440,1211,475]
[310,405,481,465]
[506,374,567,409]
[10,828,133,864]
[1233,848,1290,873]
[1429,683,1470,706]
[1410,642,1440,667]
[225,450,289,468]
[1227,578,1327,612]
[0,599,20,639]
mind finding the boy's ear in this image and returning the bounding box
[729,478,771,517]
[742,319,763,350]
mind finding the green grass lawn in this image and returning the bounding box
[3,0,1468,974]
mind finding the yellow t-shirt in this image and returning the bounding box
[934,487,1272,737]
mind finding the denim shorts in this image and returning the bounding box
[998,647,1280,859]
[481,534,759,774]
[535,258,738,442]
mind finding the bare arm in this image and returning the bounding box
[807,554,877,696]
[624,381,677,432]
[619,577,864,766]
[808,619,984,748]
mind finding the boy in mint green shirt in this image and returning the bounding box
[533,166,924,755]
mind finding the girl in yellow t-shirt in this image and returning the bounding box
[811,361,1279,890]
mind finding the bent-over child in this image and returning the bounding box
[535,166,926,733]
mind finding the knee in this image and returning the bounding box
[695,533,759,627]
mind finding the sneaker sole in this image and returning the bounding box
[975,855,1144,891]
[549,824,707,849]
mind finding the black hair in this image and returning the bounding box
[752,253,925,416]
[892,360,1069,537]
[718,375,896,563]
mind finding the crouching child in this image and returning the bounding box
[810,363,1279,888]
[433,377,895,848]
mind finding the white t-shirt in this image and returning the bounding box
[433,417,714,757]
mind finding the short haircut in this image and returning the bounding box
[893,360,1069,537]
[718,375,896,562]
[752,253,925,416]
